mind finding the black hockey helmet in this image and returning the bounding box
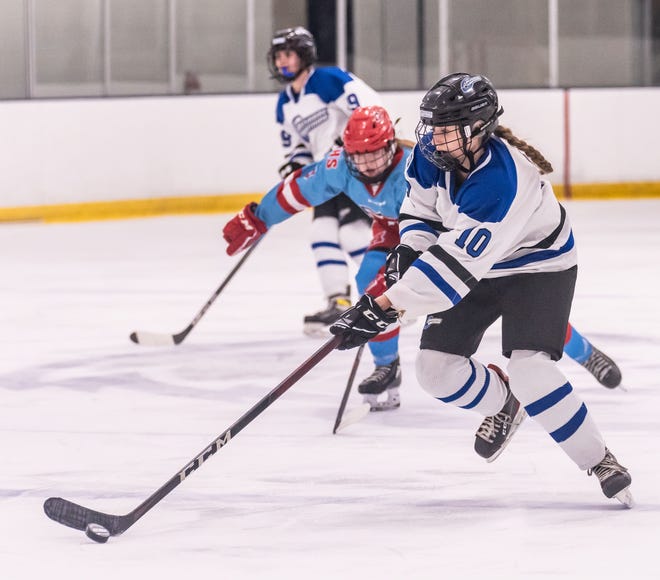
[267,27,317,83]
[415,73,503,171]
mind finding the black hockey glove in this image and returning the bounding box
[384,244,422,288]
[329,295,399,350]
[278,160,305,179]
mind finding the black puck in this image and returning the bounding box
[85,523,110,544]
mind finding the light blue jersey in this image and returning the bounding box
[255,146,410,234]
[255,145,411,366]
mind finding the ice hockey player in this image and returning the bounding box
[224,106,407,410]
[268,26,381,336]
[327,74,632,506]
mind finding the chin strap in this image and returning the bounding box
[458,125,484,173]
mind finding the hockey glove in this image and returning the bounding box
[384,244,422,288]
[222,202,268,256]
[278,160,305,179]
[329,294,399,350]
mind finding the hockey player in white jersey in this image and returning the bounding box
[329,73,632,506]
[268,27,381,336]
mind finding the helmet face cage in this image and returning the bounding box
[345,143,397,184]
[267,27,317,83]
[415,73,502,172]
[343,106,396,184]
[415,121,477,172]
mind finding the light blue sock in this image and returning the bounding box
[368,335,399,367]
[563,326,593,364]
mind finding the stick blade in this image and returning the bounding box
[129,330,176,346]
[334,403,371,433]
[43,497,127,536]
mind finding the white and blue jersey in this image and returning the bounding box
[386,136,577,319]
[390,136,611,475]
[276,66,382,166]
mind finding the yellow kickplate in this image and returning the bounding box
[0,193,264,223]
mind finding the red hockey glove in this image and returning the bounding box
[223,202,268,256]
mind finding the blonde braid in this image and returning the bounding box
[495,126,554,175]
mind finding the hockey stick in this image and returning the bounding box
[129,240,261,346]
[334,401,371,433]
[44,335,341,541]
[332,344,365,434]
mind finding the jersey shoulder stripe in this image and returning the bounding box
[406,144,444,189]
[454,140,518,223]
[275,90,291,124]
[306,66,354,104]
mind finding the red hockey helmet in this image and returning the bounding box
[343,106,396,184]
[343,106,395,154]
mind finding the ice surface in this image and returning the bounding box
[2,200,659,579]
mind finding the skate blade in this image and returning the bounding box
[363,389,401,412]
[369,401,401,412]
[485,409,527,464]
[614,487,634,508]
[303,323,331,338]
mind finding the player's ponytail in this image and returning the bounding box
[495,126,553,175]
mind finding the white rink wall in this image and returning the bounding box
[0,88,658,208]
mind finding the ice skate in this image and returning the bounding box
[303,291,351,337]
[358,357,401,411]
[588,448,633,508]
[474,364,526,462]
[582,346,622,389]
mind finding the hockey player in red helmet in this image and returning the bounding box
[224,106,411,410]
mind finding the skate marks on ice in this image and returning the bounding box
[2,204,660,578]
[0,335,344,400]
